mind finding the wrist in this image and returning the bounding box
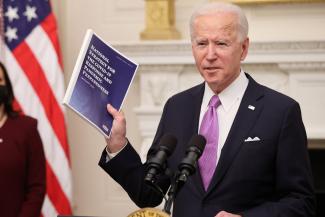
[106,137,128,153]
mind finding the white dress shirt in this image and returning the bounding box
[198,71,249,166]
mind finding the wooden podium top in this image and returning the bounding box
[127,208,170,217]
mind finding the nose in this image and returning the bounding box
[206,44,217,61]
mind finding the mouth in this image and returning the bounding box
[203,66,221,73]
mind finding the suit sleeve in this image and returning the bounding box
[241,102,315,217]
[98,99,172,208]
[19,119,46,217]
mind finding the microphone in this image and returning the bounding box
[162,135,206,214]
[177,134,206,184]
[144,134,177,185]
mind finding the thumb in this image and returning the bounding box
[107,104,125,122]
[107,104,118,117]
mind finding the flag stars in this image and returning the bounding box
[5,6,19,22]
[5,26,18,42]
[23,5,38,22]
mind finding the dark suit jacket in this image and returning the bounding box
[99,74,315,217]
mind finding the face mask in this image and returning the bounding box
[0,85,9,104]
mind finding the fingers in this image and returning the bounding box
[105,104,127,153]
[107,104,118,116]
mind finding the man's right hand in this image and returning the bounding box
[105,104,128,153]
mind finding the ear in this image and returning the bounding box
[240,37,249,61]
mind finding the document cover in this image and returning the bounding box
[63,29,138,137]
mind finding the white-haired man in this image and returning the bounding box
[99,2,315,217]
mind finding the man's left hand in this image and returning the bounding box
[215,211,242,217]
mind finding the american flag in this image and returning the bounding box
[0,0,72,216]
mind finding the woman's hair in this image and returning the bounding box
[0,62,19,117]
[189,2,249,42]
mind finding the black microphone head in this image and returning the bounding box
[188,134,206,154]
[145,134,177,185]
[176,134,207,184]
[158,134,177,156]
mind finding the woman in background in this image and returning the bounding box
[0,62,46,217]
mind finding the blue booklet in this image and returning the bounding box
[63,29,138,137]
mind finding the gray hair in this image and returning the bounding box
[189,2,249,42]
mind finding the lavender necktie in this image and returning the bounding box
[198,95,220,191]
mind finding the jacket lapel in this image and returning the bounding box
[206,74,265,194]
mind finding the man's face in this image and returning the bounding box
[191,12,249,93]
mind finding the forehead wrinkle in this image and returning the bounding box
[221,22,235,32]
[218,20,238,41]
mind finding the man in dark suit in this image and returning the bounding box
[99,2,315,217]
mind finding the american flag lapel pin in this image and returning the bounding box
[248,105,255,110]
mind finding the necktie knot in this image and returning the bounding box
[209,95,220,108]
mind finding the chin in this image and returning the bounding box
[206,79,220,88]
[204,75,221,83]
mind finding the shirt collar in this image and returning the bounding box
[202,70,249,112]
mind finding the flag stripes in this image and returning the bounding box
[13,41,70,161]
[40,13,63,68]
[42,196,58,217]
[46,162,73,213]
[25,25,65,112]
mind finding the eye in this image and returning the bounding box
[216,41,229,47]
[195,40,207,48]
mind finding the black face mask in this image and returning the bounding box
[0,85,9,104]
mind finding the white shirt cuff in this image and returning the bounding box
[105,139,128,163]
